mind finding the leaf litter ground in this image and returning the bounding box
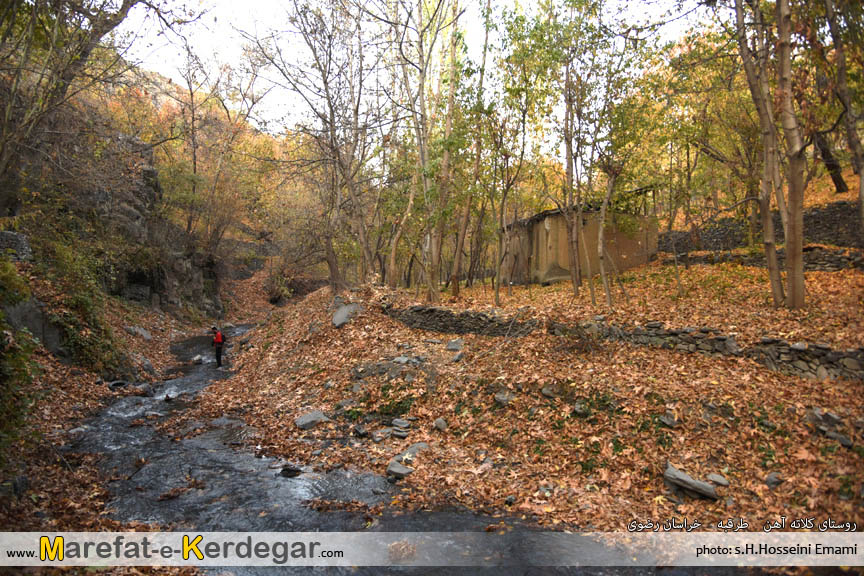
[179,263,863,532]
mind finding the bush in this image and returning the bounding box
[265,265,295,304]
[0,258,30,305]
[0,258,37,469]
[33,240,125,375]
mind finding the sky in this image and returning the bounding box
[118,0,494,129]
[116,0,712,135]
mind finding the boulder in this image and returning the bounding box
[663,463,718,500]
[397,442,429,462]
[433,417,448,431]
[134,354,157,377]
[0,231,32,261]
[191,355,204,365]
[659,410,680,428]
[841,357,861,371]
[572,401,590,418]
[451,351,464,363]
[541,385,559,399]
[294,410,330,430]
[3,298,66,357]
[332,303,361,327]
[386,459,414,479]
[334,399,356,410]
[372,428,392,443]
[446,339,464,351]
[124,326,153,341]
[825,430,853,448]
[765,472,783,489]
[494,391,515,406]
[280,464,303,478]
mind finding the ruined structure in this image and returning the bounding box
[501,209,658,284]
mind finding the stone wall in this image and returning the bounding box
[747,338,864,381]
[574,317,864,382]
[660,245,864,272]
[384,305,864,382]
[556,320,742,356]
[382,305,537,337]
[659,200,863,253]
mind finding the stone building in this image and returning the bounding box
[501,209,658,284]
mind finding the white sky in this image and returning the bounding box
[117,0,710,136]
[118,0,497,129]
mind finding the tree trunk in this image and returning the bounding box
[777,0,806,308]
[825,0,864,243]
[387,170,417,288]
[427,0,459,304]
[563,59,580,297]
[580,211,596,306]
[747,178,760,246]
[814,131,849,194]
[451,0,489,297]
[597,174,615,308]
[494,199,505,307]
[467,199,487,287]
[324,233,344,293]
[760,177,785,305]
[734,0,787,307]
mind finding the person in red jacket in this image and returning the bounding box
[211,326,225,368]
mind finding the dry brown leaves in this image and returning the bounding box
[2,263,199,565]
[184,267,863,532]
[408,262,864,349]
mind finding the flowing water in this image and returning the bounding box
[67,326,746,575]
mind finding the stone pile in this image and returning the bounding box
[658,200,863,253]
[661,246,864,272]
[391,418,411,438]
[579,320,742,357]
[382,304,537,337]
[747,339,864,381]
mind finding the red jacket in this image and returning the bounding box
[213,331,224,346]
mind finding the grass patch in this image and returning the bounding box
[378,396,414,419]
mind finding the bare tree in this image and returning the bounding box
[775,0,807,308]
[733,0,786,306]
[0,0,154,214]
[254,0,384,285]
[381,0,453,300]
[450,0,490,297]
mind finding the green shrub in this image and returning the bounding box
[34,241,125,375]
[0,259,37,469]
[0,258,30,305]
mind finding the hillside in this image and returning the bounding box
[170,265,863,531]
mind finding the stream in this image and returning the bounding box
[67,326,744,575]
